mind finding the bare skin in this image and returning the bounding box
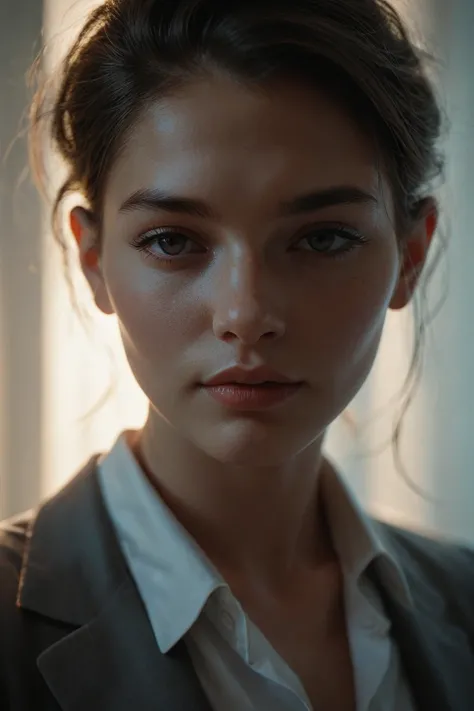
[238,566,356,711]
[73,70,436,709]
[134,439,355,709]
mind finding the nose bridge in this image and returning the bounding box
[212,245,285,344]
[228,246,261,308]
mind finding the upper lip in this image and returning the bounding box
[203,366,299,386]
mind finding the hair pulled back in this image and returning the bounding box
[31,0,445,490]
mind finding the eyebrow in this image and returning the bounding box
[118,185,377,219]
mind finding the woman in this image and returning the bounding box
[1,0,473,709]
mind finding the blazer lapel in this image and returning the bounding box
[18,459,212,711]
[37,580,211,711]
[372,524,474,711]
[19,460,474,711]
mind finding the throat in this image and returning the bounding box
[230,562,355,711]
[131,426,334,584]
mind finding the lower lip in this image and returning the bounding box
[203,383,302,410]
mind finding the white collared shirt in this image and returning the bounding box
[98,432,415,711]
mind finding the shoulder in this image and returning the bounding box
[0,511,36,697]
[380,520,474,575]
[377,520,474,618]
[0,511,36,641]
[0,510,34,599]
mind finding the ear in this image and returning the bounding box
[70,206,114,315]
[389,199,438,311]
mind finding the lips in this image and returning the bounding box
[201,366,303,410]
[203,365,299,387]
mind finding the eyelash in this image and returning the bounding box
[130,227,203,263]
[130,224,369,263]
[293,225,369,260]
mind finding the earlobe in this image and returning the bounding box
[69,206,115,316]
[389,201,438,311]
[389,260,422,311]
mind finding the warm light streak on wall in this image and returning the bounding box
[42,0,147,497]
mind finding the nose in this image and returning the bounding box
[211,251,286,346]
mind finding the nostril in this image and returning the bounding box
[262,330,278,340]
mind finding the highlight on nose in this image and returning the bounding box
[213,305,286,345]
[210,254,287,345]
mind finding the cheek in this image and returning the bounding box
[331,279,388,357]
[300,249,399,373]
[104,261,203,374]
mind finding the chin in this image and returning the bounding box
[195,418,318,468]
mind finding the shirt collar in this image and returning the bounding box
[99,432,413,655]
[320,458,413,608]
[98,431,224,653]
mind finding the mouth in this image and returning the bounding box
[216,381,298,387]
[203,365,300,388]
[200,365,304,410]
[201,381,304,410]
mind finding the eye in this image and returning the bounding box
[130,228,204,260]
[294,226,368,257]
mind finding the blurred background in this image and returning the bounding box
[0,0,473,543]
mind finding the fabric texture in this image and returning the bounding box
[0,447,473,710]
[98,431,415,710]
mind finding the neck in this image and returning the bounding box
[132,413,336,588]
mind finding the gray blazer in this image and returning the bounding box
[1,456,474,711]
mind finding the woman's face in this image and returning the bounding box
[77,73,428,465]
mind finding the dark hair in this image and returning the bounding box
[30,0,445,491]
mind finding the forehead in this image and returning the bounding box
[106,73,386,214]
